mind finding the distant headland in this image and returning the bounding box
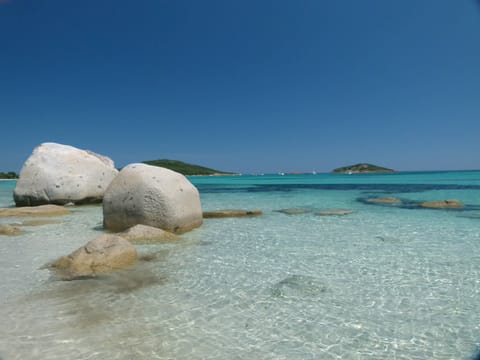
[1,160,232,178]
[141,159,234,176]
[0,171,18,179]
[2,160,397,178]
[332,163,394,174]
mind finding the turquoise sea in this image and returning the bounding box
[1,171,480,359]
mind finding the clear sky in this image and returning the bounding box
[1,0,479,174]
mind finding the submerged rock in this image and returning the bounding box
[316,208,353,216]
[203,209,262,218]
[275,208,311,215]
[271,275,327,299]
[365,196,401,204]
[376,235,400,242]
[45,234,137,280]
[0,224,23,236]
[458,212,480,219]
[118,224,180,244]
[14,142,118,206]
[0,204,70,217]
[419,199,463,208]
[103,163,202,233]
[17,219,63,226]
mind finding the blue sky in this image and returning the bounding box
[1,0,479,173]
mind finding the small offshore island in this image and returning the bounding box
[332,163,395,174]
[142,159,233,176]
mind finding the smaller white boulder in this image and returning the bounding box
[45,234,137,279]
[103,163,203,233]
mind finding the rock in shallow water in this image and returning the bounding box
[316,208,353,216]
[118,224,180,243]
[0,204,70,217]
[13,142,118,206]
[365,196,401,204]
[419,199,463,208]
[44,234,137,280]
[17,218,64,226]
[274,208,311,215]
[0,224,23,236]
[203,209,262,218]
[103,163,203,233]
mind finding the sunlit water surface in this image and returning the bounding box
[1,171,480,359]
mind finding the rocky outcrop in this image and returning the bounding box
[45,234,137,279]
[14,142,118,206]
[17,219,63,226]
[316,209,353,216]
[365,197,401,204]
[419,199,463,208]
[203,209,262,218]
[118,224,180,244]
[0,224,23,236]
[275,208,311,215]
[103,163,203,233]
[0,204,70,217]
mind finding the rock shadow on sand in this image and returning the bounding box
[27,262,168,330]
[271,275,327,300]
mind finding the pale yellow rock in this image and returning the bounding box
[118,224,180,244]
[365,197,401,204]
[18,219,63,226]
[203,209,262,218]
[0,224,23,236]
[419,199,463,208]
[0,205,70,217]
[46,234,137,279]
[316,209,353,216]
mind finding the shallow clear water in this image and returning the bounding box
[1,172,480,359]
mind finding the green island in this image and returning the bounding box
[0,171,18,179]
[142,159,234,176]
[332,163,394,174]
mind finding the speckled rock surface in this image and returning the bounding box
[14,143,118,206]
[103,163,202,233]
[46,234,137,279]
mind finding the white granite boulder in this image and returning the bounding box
[14,143,118,206]
[103,163,203,233]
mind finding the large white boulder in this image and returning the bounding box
[103,163,202,233]
[14,143,118,206]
